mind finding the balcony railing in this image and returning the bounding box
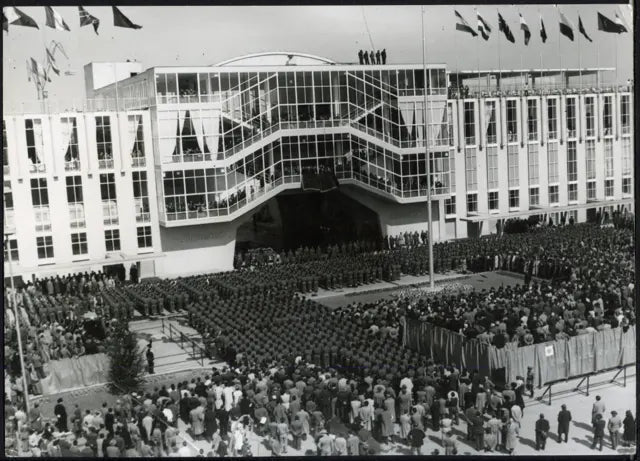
[28,163,46,173]
[136,212,151,223]
[4,210,14,229]
[34,205,51,232]
[98,158,115,170]
[486,134,498,144]
[567,129,577,138]
[102,200,118,225]
[2,97,153,115]
[451,83,633,100]
[622,125,631,135]
[131,157,146,168]
[3,164,9,175]
[528,132,538,141]
[64,160,81,171]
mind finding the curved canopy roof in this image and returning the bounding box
[214,52,336,67]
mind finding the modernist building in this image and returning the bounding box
[3,52,633,280]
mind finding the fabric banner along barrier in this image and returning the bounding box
[403,318,492,376]
[40,353,110,395]
[405,318,635,387]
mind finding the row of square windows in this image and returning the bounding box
[451,178,633,214]
[4,228,152,263]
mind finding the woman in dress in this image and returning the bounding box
[504,418,520,454]
[398,409,412,443]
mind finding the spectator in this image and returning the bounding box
[592,414,606,451]
[535,413,550,451]
[557,404,572,443]
[607,411,622,450]
[622,410,635,447]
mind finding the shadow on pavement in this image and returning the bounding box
[572,420,593,432]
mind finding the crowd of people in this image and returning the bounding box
[6,347,636,457]
[357,49,387,65]
[3,221,635,456]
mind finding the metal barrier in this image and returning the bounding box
[538,364,633,406]
[161,317,206,366]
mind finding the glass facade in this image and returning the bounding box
[154,67,451,221]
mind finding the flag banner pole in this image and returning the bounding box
[421,5,434,289]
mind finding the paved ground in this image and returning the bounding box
[313,271,523,309]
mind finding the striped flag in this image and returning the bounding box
[540,15,547,43]
[4,6,39,29]
[113,6,142,29]
[498,13,515,43]
[45,6,70,31]
[477,11,491,40]
[46,47,60,76]
[578,16,592,42]
[558,9,574,41]
[79,6,100,34]
[597,12,627,33]
[455,10,478,37]
[519,14,531,45]
[2,12,8,33]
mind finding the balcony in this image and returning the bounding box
[528,132,538,141]
[28,163,46,174]
[64,160,81,172]
[3,164,9,175]
[622,125,631,135]
[102,200,119,225]
[4,209,15,230]
[136,212,151,223]
[34,205,51,232]
[69,203,85,229]
[567,129,577,139]
[98,158,115,170]
[486,134,497,144]
[132,157,146,168]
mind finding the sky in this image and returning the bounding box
[2,4,633,108]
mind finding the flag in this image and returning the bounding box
[597,12,627,33]
[30,57,46,82]
[455,10,477,37]
[79,6,100,34]
[112,6,142,29]
[578,16,592,42]
[2,12,8,32]
[46,47,60,76]
[45,6,70,31]
[540,15,547,42]
[519,14,531,45]
[558,10,574,41]
[3,6,39,29]
[477,11,491,40]
[614,12,629,33]
[498,13,515,43]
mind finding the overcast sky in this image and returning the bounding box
[2,4,633,107]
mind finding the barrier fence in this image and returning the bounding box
[404,318,636,389]
[161,318,207,367]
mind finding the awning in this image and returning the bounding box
[459,198,633,222]
[4,251,166,277]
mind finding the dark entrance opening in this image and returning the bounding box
[235,189,381,252]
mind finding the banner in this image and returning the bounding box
[405,319,636,387]
[40,353,110,394]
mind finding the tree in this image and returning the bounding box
[106,320,146,394]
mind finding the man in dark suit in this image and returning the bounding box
[535,413,550,450]
[381,49,387,64]
[363,50,370,65]
[592,414,606,451]
[375,50,381,64]
[54,398,68,432]
[557,404,572,443]
[358,50,364,65]
[369,50,375,65]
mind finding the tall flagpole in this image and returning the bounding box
[421,5,434,290]
[497,8,502,90]
[578,12,582,89]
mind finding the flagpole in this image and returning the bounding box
[421,5,434,290]
[497,8,502,90]
[578,13,582,89]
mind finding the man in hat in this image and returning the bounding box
[535,413,550,451]
[358,50,364,65]
[317,429,333,456]
[592,414,606,451]
[557,404,572,443]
